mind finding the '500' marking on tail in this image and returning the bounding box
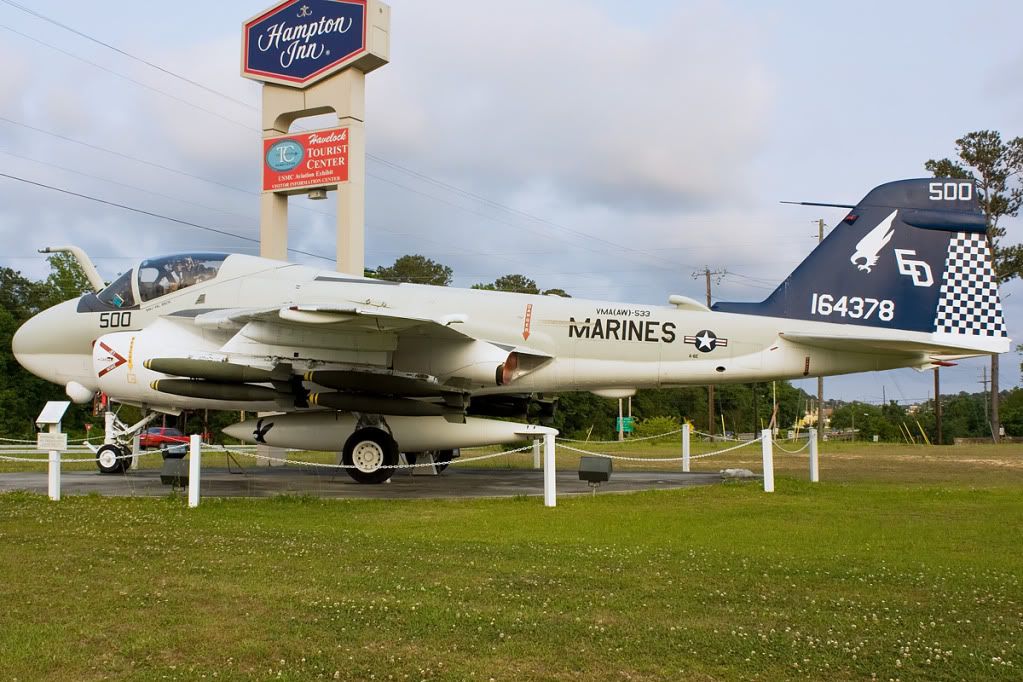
[811,293,894,321]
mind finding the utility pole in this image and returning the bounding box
[980,366,991,436]
[816,218,825,443]
[991,356,1001,444]
[934,368,942,445]
[693,266,726,435]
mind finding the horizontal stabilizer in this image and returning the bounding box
[780,330,1006,357]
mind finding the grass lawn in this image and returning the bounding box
[1,442,1021,680]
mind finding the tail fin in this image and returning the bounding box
[713,178,1008,352]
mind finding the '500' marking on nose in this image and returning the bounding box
[99,312,132,328]
[811,293,894,321]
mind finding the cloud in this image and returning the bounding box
[369,0,773,212]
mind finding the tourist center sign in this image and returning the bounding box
[263,127,349,193]
[242,0,369,87]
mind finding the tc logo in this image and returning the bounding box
[894,249,933,287]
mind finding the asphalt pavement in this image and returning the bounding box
[0,466,724,500]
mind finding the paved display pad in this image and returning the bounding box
[0,467,724,499]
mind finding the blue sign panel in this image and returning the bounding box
[265,139,304,171]
[243,0,367,87]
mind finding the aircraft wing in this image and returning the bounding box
[190,303,474,340]
[159,302,552,401]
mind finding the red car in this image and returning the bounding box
[139,427,189,450]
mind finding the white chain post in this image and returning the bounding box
[543,432,556,507]
[682,422,691,472]
[761,429,774,493]
[808,428,819,483]
[47,422,61,502]
[533,438,541,469]
[188,434,201,508]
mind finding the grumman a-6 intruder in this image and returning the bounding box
[13,179,1009,483]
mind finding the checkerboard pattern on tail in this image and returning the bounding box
[933,232,1007,337]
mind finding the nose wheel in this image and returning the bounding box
[96,444,129,474]
[341,428,399,484]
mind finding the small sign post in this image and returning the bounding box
[36,401,70,502]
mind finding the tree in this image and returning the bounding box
[472,274,539,294]
[40,253,94,308]
[0,267,82,437]
[926,130,1023,442]
[370,255,453,286]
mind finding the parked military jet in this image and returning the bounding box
[13,178,1008,482]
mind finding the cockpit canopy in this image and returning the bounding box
[92,253,228,310]
[136,254,226,302]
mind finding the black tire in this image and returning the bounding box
[96,444,127,474]
[434,449,458,473]
[341,428,399,484]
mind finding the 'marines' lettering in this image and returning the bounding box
[568,318,676,343]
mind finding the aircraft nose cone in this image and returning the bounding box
[12,299,82,382]
[12,313,45,376]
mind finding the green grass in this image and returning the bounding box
[1,446,1022,680]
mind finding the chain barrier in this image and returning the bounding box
[559,434,763,462]
[772,437,812,454]
[215,444,533,470]
[556,429,684,444]
[0,442,189,464]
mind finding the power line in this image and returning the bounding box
[0,171,335,263]
[0,23,255,130]
[0,0,255,110]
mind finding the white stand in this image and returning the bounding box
[188,434,201,508]
[682,423,691,472]
[808,428,819,483]
[543,433,556,508]
[410,452,438,476]
[532,439,541,469]
[761,428,774,493]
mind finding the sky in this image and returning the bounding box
[0,0,1021,404]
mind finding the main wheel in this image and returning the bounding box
[341,428,399,484]
[96,444,127,474]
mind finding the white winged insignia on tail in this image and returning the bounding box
[850,210,897,272]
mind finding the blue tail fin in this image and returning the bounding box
[713,178,1007,342]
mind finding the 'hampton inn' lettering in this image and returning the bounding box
[256,16,355,69]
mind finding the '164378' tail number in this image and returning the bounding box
[811,293,894,321]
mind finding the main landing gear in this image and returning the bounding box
[339,427,460,484]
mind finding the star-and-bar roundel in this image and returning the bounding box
[684,330,729,353]
[242,0,368,88]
